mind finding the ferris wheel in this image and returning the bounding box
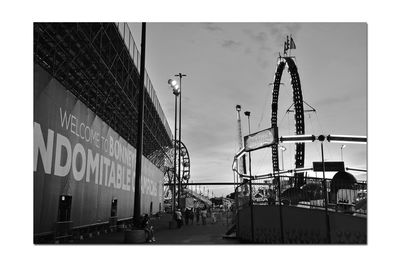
[164,140,191,198]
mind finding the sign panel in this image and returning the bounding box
[312,161,345,172]
[34,64,164,235]
[244,127,278,152]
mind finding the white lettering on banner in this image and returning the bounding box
[34,123,54,174]
[126,168,131,191]
[80,123,85,140]
[86,149,99,183]
[54,133,71,177]
[103,156,110,186]
[116,164,123,189]
[99,155,104,185]
[59,108,101,147]
[84,126,90,142]
[60,109,71,131]
[71,115,78,137]
[34,119,161,198]
[108,161,116,188]
[109,136,114,157]
[72,143,86,181]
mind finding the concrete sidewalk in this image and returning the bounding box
[75,214,239,244]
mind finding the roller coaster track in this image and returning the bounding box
[271,57,305,186]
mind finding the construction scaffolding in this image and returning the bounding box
[34,23,173,169]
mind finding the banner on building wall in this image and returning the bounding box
[34,64,163,200]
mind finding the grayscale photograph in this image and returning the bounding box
[33,22,367,244]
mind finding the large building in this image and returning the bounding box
[34,23,173,242]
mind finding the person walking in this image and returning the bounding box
[195,207,200,225]
[201,207,207,225]
[211,211,217,224]
[189,208,194,225]
[184,207,190,225]
[175,209,183,228]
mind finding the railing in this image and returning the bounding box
[235,175,367,215]
[115,23,173,140]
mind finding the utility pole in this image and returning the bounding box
[133,22,146,227]
[175,73,186,209]
[244,111,255,243]
[235,105,246,182]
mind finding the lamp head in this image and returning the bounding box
[168,79,178,87]
[236,105,241,112]
[244,111,251,116]
[168,79,180,95]
[172,86,180,96]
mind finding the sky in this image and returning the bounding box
[128,23,367,197]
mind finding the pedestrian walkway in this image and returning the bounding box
[75,213,239,244]
[155,222,238,244]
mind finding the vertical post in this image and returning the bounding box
[340,144,346,162]
[235,105,246,181]
[320,141,332,243]
[248,166,255,242]
[177,85,182,209]
[172,94,178,214]
[341,147,343,161]
[233,172,236,192]
[244,112,255,243]
[226,205,228,227]
[176,73,186,209]
[133,22,146,227]
[276,167,285,243]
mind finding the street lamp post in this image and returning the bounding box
[340,144,346,162]
[318,135,332,243]
[175,73,186,210]
[168,79,180,214]
[279,145,286,171]
[244,110,255,243]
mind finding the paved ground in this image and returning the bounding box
[155,222,238,244]
[75,214,239,245]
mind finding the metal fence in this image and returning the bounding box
[235,175,367,215]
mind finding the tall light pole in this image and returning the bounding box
[244,110,254,243]
[279,145,286,171]
[168,79,180,214]
[341,144,346,162]
[175,73,186,209]
[244,111,252,177]
[235,105,246,183]
[318,135,331,243]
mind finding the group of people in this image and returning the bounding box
[174,206,212,228]
[139,206,219,242]
[140,214,155,243]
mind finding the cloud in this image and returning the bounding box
[265,23,303,48]
[221,39,241,48]
[243,29,270,49]
[203,23,223,32]
[313,91,362,108]
[242,28,272,68]
[285,23,302,35]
